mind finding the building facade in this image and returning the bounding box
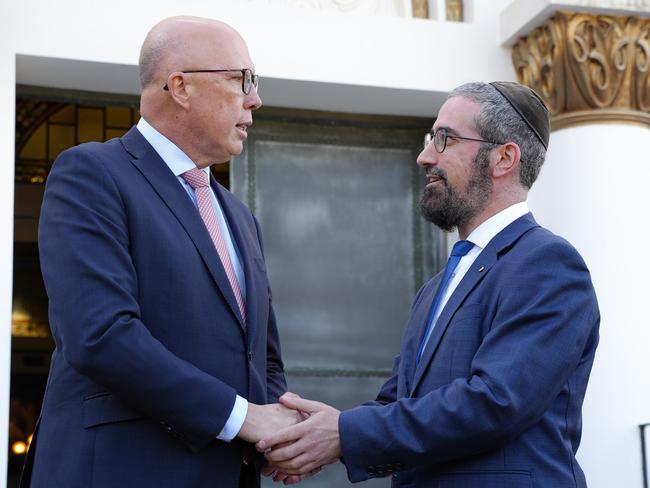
[1,0,649,486]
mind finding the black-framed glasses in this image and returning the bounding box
[424,128,505,153]
[163,68,259,94]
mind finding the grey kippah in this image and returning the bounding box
[489,81,550,150]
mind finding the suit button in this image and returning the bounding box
[248,352,253,361]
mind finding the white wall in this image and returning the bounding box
[529,123,650,488]
[0,0,15,482]
[9,0,514,116]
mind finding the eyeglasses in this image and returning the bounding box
[163,68,259,94]
[424,128,505,153]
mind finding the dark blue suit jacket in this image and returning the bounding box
[23,127,286,487]
[340,213,599,488]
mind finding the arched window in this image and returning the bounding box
[16,99,140,185]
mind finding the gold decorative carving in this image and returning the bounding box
[412,0,428,19]
[512,11,650,128]
[446,0,463,22]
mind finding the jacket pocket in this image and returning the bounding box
[437,470,533,488]
[82,392,145,428]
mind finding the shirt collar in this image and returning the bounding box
[136,117,209,178]
[466,202,530,250]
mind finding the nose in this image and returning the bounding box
[245,84,262,111]
[416,143,438,168]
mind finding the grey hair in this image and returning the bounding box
[448,82,547,189]
[139,34,167,89]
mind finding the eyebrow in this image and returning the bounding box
[432,125,461,136]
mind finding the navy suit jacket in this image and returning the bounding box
[340,213,599,488]
[23,127,286,487]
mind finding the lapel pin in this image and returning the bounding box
[478,266,485,273]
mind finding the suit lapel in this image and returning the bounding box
[121,127,245,329]
[400,274,443,395]
[410,213,540,394]
[410,249,496,393]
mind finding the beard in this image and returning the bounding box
[418,146,493,232]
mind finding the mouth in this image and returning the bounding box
[427,175,442,184]
[425,172,445,188]
[235,122,252,138]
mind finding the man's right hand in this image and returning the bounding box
[237,402,305,443]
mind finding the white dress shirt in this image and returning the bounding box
[136,118,248,442]
[421,202,530,350]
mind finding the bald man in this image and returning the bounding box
[22,16,298,488]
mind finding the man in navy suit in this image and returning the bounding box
[258,81,600,487]
[23,16,302,488]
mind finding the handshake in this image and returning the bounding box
[238,392,342,485]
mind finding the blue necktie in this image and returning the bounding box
[416,239,475,365]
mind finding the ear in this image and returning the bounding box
[165,72,192,109]
[491,142,521,179]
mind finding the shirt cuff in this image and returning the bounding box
[217,395,248,442]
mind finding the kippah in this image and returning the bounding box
[489,81,550,150]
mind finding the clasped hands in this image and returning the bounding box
[239,392,341,485]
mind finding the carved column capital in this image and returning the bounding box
[512,10,650,129]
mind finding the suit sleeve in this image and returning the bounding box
[250,215,287,403]
[39,147,238,452]
[365,355,400,407]
[339,238,599,481]
[265,306,287,403]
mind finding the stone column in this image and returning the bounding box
[511,9,650,488]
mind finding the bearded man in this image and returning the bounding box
[257,81,600,488]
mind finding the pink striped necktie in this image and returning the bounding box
[181,168,247,326]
